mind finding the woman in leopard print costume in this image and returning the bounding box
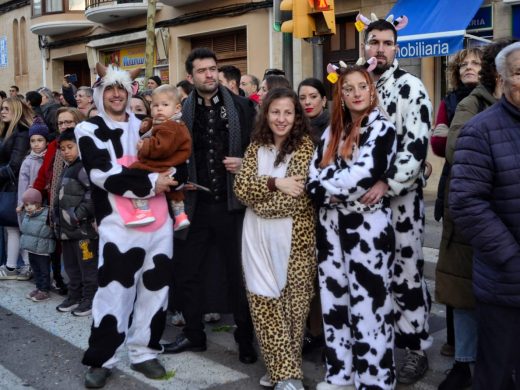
[307,66,397,390]
[234,88,316,390]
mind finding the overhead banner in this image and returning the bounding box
[387,0,484,59]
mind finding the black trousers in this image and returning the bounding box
[29,252,51,291]
[62,239,99,301]
[173,202,253,345]
[474,301,520,390]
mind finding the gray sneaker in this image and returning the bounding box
[16,265,33,281]
[397,350,429,384]
[72,299,92,317]
[0,265,18,280]
[56,297,80,312]
[274,379,304,390]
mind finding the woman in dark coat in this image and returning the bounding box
[430,47,482,359]
[0,97,33,280]
[434,40,513,390]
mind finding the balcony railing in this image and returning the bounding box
[85,0,142,10]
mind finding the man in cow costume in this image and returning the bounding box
[76,63,177,388]
[357,13,433,384]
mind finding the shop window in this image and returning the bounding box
[191,29,248,75]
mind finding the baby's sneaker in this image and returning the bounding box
[126,209,155,227]
[174,212,190,231]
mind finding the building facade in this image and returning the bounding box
[0,0,518,191]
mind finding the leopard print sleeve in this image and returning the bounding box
[252,136,315,219]
[233,142,273,208]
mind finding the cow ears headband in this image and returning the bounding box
[93,62,141,96]
[355,12,408,33]
[326,57,377,84]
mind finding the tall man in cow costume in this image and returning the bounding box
[357,13,433,384]
[76,63,177,388]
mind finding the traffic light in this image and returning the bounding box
[311,0,336,36]
[280,0,315,39]
[280,0,336,39]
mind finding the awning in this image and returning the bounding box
[386,0,484,59]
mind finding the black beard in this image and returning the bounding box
[373,63,390,76]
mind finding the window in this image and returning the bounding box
[32,0,42,16]
[46,0,63,13]
[32,0,74,16]
[191,29,248,75]
[68,0,84,10]
[323,14,360,97]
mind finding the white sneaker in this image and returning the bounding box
[316,382,355,390]
[275,379,304,390]
[259,372,274,387]
[0,265,18,280]
[16,265,33,281]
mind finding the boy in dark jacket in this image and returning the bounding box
[54,128,98,317]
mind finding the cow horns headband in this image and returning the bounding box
[355,12,408,32]
[93,62,141,96]
[326,57,377,84]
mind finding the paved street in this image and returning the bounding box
[0,193,454,390]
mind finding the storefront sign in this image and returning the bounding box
[102,44,156,70]
[0,36,8,69]
[467,5,492,32]
[513,5,520,39]
[397,36,459,58]
[120,46,147,70]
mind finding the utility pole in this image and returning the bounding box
[145,0,157,79]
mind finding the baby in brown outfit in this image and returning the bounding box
[128,85,192,230]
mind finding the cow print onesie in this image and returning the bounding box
[307,108,397,389]
[375,59,433,351]
[76,69,174,369]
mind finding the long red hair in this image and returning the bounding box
[320,66,378,167]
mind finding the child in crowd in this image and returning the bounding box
[127,85,192,231]
[19,188,55,302]
[53,128,98,317]
[15,117,49,278]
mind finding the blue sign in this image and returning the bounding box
[0,36,7,69]
[467,5,492,32]
[397,35,463,59]
[513,5,520,39]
